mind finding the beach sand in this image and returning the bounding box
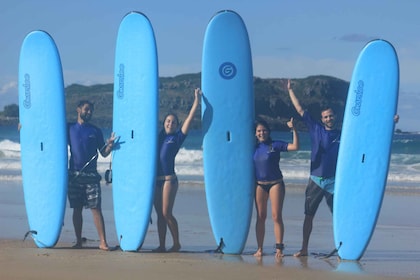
[1,181,419,279]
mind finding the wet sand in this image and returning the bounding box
[0,181,419,279]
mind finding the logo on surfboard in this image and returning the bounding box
[351,80,364,116]
[219,62,237,80]
[117,63,125,99]
[22,73,31,109]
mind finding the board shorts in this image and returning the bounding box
[304,178,333,216]
[256,179,285,193]
[68,171,102,209]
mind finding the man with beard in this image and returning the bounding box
[68,100,115,250]
[287,80,340,257]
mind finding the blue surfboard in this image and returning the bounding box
[112,12,159,251]
[333,39,399,260]
[201,10,255,254]
[19,31,67,248]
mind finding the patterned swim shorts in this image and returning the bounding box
[68,171,102,209]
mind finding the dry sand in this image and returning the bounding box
[1,182,419,279]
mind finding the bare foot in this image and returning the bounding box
[168,244,181,252]
[99,240,109,251]
[99,244,110,251]
[152,246,166,252]
[293,250,308,257]
[253,248,263,257]
[275,249,284,258]
[72,243,82,249]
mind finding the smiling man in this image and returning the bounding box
[67,100,115,250]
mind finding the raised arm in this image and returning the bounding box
[181,88,201,135]
[286,117,299,151]
[287,79,304,117]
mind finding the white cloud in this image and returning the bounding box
[0,80,18,110]
[0,81,17,95]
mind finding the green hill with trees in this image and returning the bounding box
[1,73,349,131]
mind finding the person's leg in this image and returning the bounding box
[253,185,269,257]
[294,179,323,257]
[269,181,285,258]
[325,192,334,213]
[84,181,108,250]
[68,179,84,248]
[91,207,109,250]
[153,182,167,252]
[293,214,314,257]
[162,178,180,252]
[72,207,83,248]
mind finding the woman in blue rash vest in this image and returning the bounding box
[153,88,201,252]
[253,118,299,258]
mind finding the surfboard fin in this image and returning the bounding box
[215,238,225,254]
[23,230,37,241]
[22,230,50,247]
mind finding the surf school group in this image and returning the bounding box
[18,10,399,261]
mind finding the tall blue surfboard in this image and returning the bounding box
[201,10,255,254]
[112,12,159,251]
[19,31,67,248]
[333,39,399,260]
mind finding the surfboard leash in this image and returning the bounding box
[104,136,121,184]
[71,135,120,184]
[105,155,112,184]
[69,143,108,184]
[214,238,225,254]
[318,241,342,259]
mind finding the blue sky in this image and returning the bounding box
[1,0,419,131]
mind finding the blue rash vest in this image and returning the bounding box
[68,122,105,172]
[157,130,187,176]
[253,140,289,182]
[303,111,340,178]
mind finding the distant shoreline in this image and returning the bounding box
[1,119,416,134]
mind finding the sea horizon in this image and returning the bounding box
[1,125,420,193]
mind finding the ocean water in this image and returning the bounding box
[1,125,420,192]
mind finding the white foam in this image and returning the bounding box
[2,140,420,189]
